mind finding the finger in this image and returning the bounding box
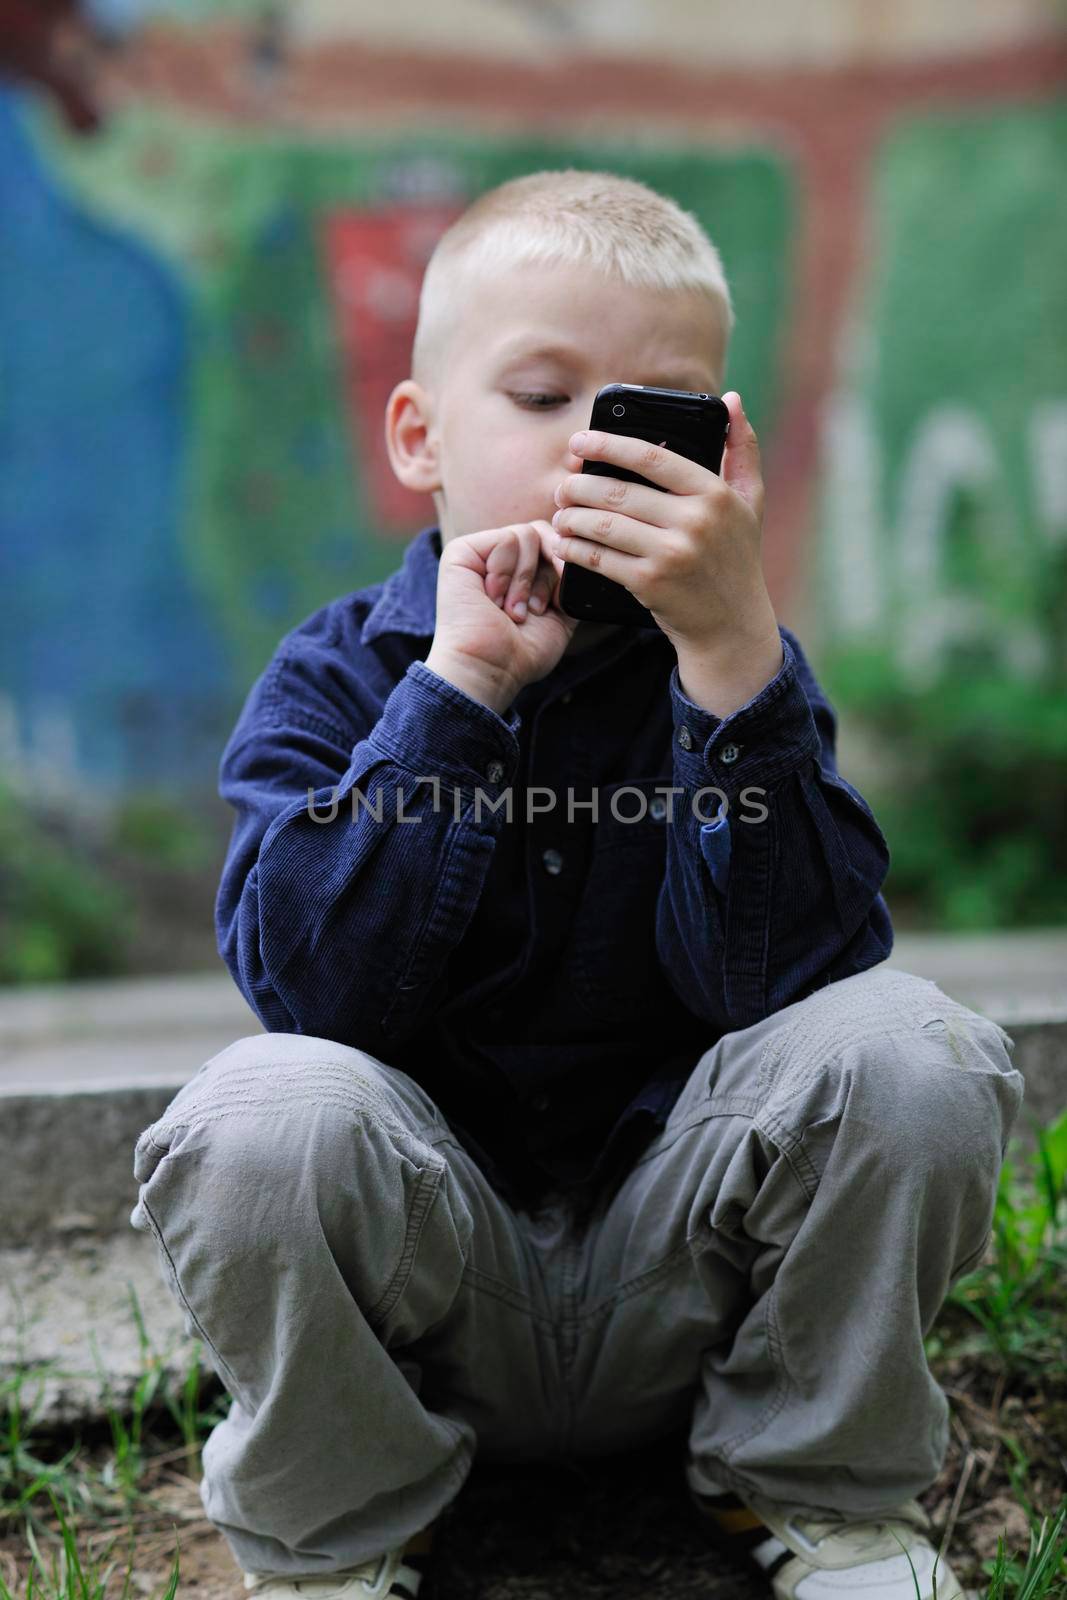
[503,524,545,620]
[721,392,763,512]
[482,527,520,607]
[526,562,555,614]
[552,501,654,558]
[530,519,568,598]
[526,547,559,613]
[551,520,637,590]
[569,427,710,495]
[555,469,678,531]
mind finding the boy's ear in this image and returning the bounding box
[384,380,441,494]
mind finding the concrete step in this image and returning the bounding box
[1,935,1064,1425]
[2,936,1064,1243]
[884,930,1067,1140]
[0,1231,205,1428]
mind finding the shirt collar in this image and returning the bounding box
[360,524,441,644]
[360,523,663,675]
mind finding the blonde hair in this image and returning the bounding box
[411,167,734,389]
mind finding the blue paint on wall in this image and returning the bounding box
[0,89,230,795]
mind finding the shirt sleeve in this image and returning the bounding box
[215,653,521,1056]
[655,624,894,1031]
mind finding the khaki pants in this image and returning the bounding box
[130,966,1023,1579]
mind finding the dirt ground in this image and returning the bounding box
[3,1436,766,1599]
[2,1420,1044,1599]
[4,1280,1065,1600]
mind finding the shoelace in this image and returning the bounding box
[787,1499,931,1551]
[255,1572,370,1594]
[247,1517,440,1597]
[248,1552,395,1595]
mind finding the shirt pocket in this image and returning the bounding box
[566,775,678,1026]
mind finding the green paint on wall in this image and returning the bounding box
[816,102,1067,679]
[813,102,1067,929]
[33,105,794,684]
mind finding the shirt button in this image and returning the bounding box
[542,847,564,875]
[486,758,505,784]
[719,743,741,764]
[650,797,667,821]
[560,690,573,705]
[531,1092,551,1112]
[677,725,693,751]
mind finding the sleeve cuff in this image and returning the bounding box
[668,627,821,794]
[366,659,522,792]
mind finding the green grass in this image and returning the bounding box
[1,1283,230,1597]
[918,1105,1067,1596]
[982,1509,1067,1599]
[5,1490,180,1600]
[2,1113,1066,1598]
[934,1107,1067,1380]
[897,1507,1067,1600]
[889,1504,1067,1600]
[0,784,135,986]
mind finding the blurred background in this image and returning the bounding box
[1,0,1065,985]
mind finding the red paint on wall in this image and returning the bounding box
[0,0,101,132]
[320,203,466,535]
[90,28,1067,606]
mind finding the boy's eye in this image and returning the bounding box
[509,392,567,410]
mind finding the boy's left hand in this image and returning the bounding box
[550,391,783,706]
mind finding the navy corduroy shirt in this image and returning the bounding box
[215,524,894,1211]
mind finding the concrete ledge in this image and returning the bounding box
[885,930,1067,1139]
[1,940,1064,1248]
[0,974,263,1248]
[0,970,263,1094]
[0,936,1064,1424]
[2,1086,198,1242]
[981,1016,1067,1138]
[0,1231,202,1427]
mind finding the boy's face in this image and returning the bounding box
[388,259,727,648]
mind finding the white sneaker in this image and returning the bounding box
[691,1483,966,1599]
[242,1519,437,1600]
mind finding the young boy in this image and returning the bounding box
[130,170,1023,1600]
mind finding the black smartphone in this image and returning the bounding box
[558,384,730,628]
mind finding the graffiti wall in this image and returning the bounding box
[815,104,1066,688]
[1,16,1063,819]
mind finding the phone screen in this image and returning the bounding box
[558,384,729,628]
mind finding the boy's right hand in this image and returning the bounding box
[425,521,580,715]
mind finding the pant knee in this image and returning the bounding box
[137,1030,415,1169]
[130,1033,445,1294]
[759,967,1023,1175]
[850,972,1023,1161]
